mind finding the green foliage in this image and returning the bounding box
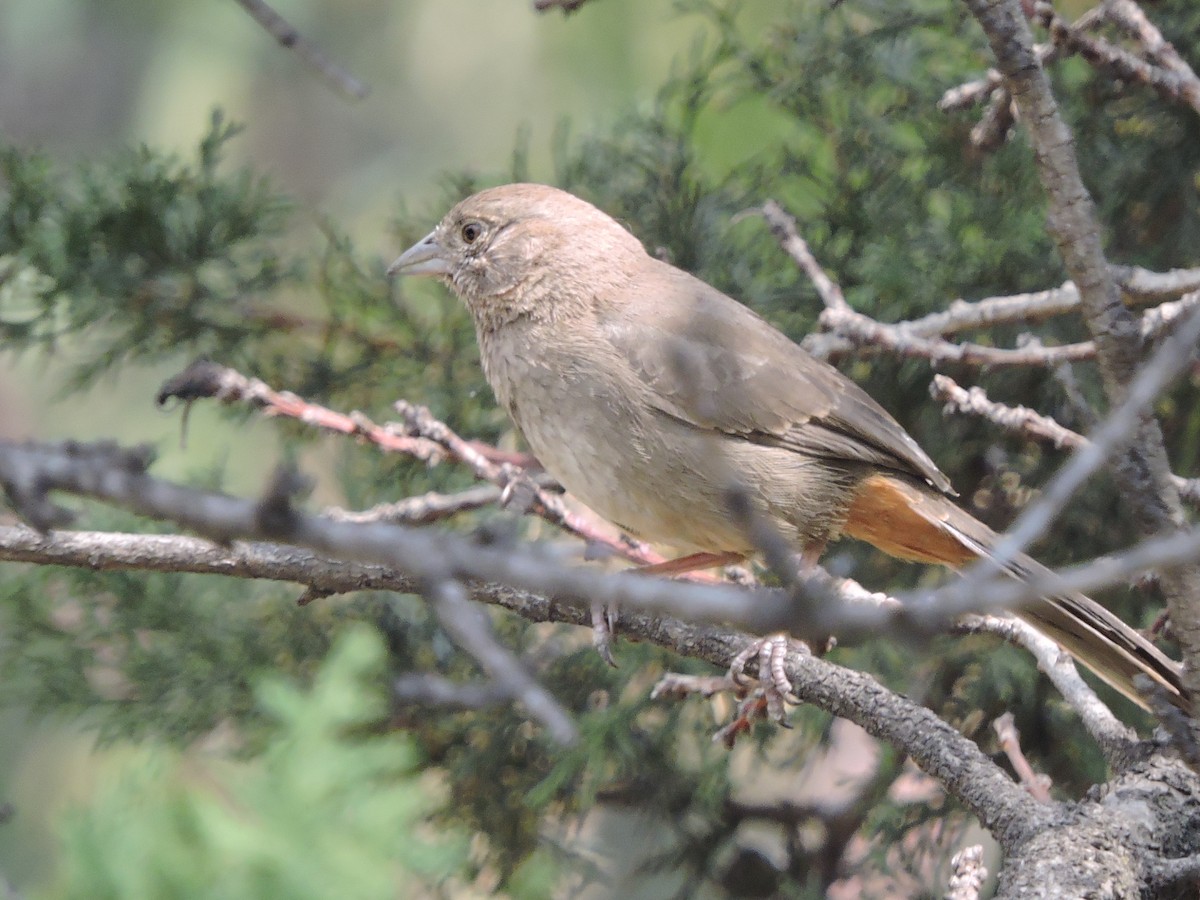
[0,505,356,745]
[48,626,466,899]
[0,112,294,386]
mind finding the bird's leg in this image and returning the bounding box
[726,541,826,721]
[652,543,826,742]
[635,551,746,577]
[592,551,745,666]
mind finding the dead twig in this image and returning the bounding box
[961,615,1137,766]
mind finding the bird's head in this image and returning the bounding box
[388,183,647,327]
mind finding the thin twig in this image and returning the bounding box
[531,0,596,13]
[1036,2,1200,116]
[933,303,1200,601]
[392,674,509,710]
[962,615,1137,766]
[930,373,1200,505]
[763,200,1096,368]
[327,485,504,525]
[760,200,850,313]
[232,0,369,100]
[938,6,1107,112]
[425,577,578,744]
[993,712,1053,803]
[1102,0,1196,79]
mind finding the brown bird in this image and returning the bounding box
[390,182,1185,713]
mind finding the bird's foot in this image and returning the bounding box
[729,633,802,715]
[652,634,806,747]
[591,601,617,667]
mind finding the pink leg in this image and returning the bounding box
[635,550,746,577]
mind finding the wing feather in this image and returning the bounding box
[601,260,953,494]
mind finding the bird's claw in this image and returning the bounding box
[650,671,739,700]
[591,601,618,667]
[652,634,806,746]
[728,634,801,706]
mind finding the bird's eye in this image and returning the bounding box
[461,222,483,244]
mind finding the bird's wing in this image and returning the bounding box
[600,260,953,494]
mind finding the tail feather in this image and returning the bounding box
[846,473,1187,713]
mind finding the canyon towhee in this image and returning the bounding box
[390,182,1184,712]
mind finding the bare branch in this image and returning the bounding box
[0,522,1046,848]
[157,359,667,569]
[1036,2,1200,117]
[938,5,1106,113]
[1102,0,1195,78]
[392,674,509,710]
[327,485,503,525]
[931,373,1200,504]
[532,0,596,13]
[425,577,578,745]
[231,0,369,100]
[994,711,1053,803]
[760,200,851,313]
[760,201,1096,368]
[820,305,1095,368]
[971,87,1017,151]
[963,615,1137,765]
[156,359,445,463]
[1116,266,1200,302]
[922,303,1200,607]
[931,374,1082,449]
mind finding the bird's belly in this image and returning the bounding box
[514,397,758,555]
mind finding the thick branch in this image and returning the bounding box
[0,523,1046,849]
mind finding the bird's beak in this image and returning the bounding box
[387,230,451,278]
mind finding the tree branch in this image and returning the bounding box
[1036,2,1200,117]
[0,522,1047,850]
[761,201,1200,368]
[962,615,1137,767]
[931,373,1200,505]
[963,0,1200,715]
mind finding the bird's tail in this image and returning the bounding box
[843,472,1187,713]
